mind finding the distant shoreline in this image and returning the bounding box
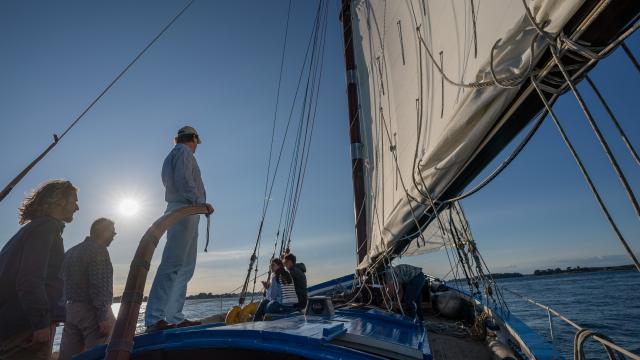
[111,265,635,302]
[185,292,261,300]
[491,264,634,279]
[112,292,260,303]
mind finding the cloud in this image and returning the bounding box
[197,249,252,264]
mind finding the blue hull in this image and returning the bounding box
[77,275,561,359]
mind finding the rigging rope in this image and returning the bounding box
[0,0,196,204]
[255,0,292,297]
[584,76,640,166]
[516,1,640,271]
[262,0,292,214]
[239,0,328,302]
[406,0,640,244]
[443,106,551,204]
[275,0,329,258]
[239,2,322,300]
[548,46,640,220]
[532,79,640,272]
[621,42,640,73]
[470,0,478,59]
[204,214,211,252]
[283,10,327,254]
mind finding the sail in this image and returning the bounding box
[348,0,585,268]
[399,201,468,258]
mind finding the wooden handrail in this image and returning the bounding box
[105,204,214,360]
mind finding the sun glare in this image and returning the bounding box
[119,198,140,217]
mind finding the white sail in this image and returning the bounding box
[349,0,585,268]
[399,201,468,257]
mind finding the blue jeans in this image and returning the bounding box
[253,299,295,321]
[403,274,425,321]
[253,299,269,322]
[265,301,296,316]
[145,202,200,326]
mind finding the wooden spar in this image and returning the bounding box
[105,204,214,360]
[0,135,59,203]
[340,0,369,266]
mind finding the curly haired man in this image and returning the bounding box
[0,180,79,360]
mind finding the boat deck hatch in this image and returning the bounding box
[331,309,430,360]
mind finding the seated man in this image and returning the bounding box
[384,264,425,321]
[59,218,117,360]
[283,253,307,311]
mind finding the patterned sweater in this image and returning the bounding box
[63,237,113,322]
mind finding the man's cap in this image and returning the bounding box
[177,126,201,144]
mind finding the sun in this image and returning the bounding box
[119,198,140,217]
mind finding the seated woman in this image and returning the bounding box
[253,259,299,321]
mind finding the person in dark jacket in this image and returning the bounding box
[0,180,79,360]
[283,253,307,310]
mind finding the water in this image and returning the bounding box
[497,270,640,359]
[52,297,240,352]
[53,271,639,359]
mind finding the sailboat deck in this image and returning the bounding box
[428,332,493,360]
[423,313,493,360]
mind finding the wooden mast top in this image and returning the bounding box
[340,0,369,265]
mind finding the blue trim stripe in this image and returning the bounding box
[307,274,354,292]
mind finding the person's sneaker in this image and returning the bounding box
[176,319,202,328]
[145,320,176,333]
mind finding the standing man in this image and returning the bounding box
[283,253,307,311]
[58,218,117,360]
[0,180,79,360]
[384,264,425,321]
[145,126,209,332]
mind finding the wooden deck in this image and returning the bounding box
[424,311,494,360]
[427,331,494,360]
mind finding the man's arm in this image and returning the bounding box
[270,279,283,304]
[88,249,113,324]
[173,148,199,203]
[15,220,58,333]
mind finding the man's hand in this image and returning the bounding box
[205,203,215,214]
[98,318,114,337]
[261,280,271,289]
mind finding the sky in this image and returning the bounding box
[0,1,638,296]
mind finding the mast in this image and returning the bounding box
[340,0,368,265]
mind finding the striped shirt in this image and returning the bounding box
[266,274,299,306]
[280,282,298,306]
